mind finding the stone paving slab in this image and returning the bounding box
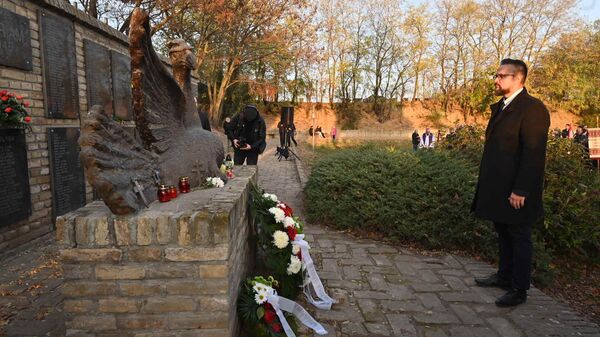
[256,141,600,337]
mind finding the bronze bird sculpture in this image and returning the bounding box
[79,8,225,215]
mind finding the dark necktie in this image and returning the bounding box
[499,98,506,112]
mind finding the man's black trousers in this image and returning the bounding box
[234,150,259,165]
[494,222,532,290]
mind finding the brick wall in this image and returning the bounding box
[56,166,256,337]
[0,0,198,254]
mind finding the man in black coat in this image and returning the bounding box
[226,105,267,165]
[472,59,550,307]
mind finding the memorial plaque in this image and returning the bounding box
[84,40,113,116]
[40,10,79,119]
[111,51,132,120]
[0,8,32,71]
[48,127,86,218]
[0,129,32,227]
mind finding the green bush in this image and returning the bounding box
[305,134,600,282]
[305,145,496,256]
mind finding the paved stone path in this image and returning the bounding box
[256,141,600,337]
[0,140,598,337]
[0,235,64,337]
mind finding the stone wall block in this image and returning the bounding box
[56,215,76,247]
[98,298,140,313]
[144,263,196,279]
[62,281,118,297]
[136,216,155,246]
[94,217,110,246]
[60,248,122,263]
[116,315,167,330]
[155,214,172,244]
[210,212,230,244]
[119,282,162,297]
[177,213,192,246]
[191,211,211,245]
[164,245,228,262]
[95,265,146,280]
[63,299,96,313]
[114,218,134,246]
[127,247,162,262]
[75,217,92,246]
[140,297,196,313]
[166,312,229,330]
[65,315,117,331]
[198,264,228,279]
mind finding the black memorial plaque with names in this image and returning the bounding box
[111,51,132,120]
[48,127,86,218]
[40,10,79,119]
[0,129,32,227]
[84,40,113,116]
[0,8,32,71]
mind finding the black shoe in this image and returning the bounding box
[495,289,527,307]
[474,274,511,290]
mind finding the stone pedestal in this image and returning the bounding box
[56,167,256,337]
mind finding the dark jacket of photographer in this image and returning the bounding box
[226,106,267,154]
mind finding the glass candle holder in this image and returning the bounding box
[169,185,178,199]
[179,176,190,193]
[158,185,170,202]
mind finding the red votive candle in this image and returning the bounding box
[158,185,170,202]
[179,176,190,193]
[169,186,178,199]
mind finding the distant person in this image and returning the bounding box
[309,126,314,136]
[331,126,337,142]
[420,127,435,148]
[223,117,233,149]
[472,58,550,307]
[316,126,325,138]
[411,130,420,151]
[226,105,266,165]
[287,122,298,147]
[561,124,574,139]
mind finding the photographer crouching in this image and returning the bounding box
[226,105,267,165]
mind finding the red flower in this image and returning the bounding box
[24,101,29,107]
[264,302,273,310]
[287,226,297,241]
[1,96,8,102]
[24,116,31,123]
[16,95,23,100]
[271,322,282,333]
[0,90,7,96]
[7,93,14,97]
[4,107,13,113]
[278,203,293,217]
[263,309,277,324]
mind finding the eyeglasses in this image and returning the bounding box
[492,73,515,80]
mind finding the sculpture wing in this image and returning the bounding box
[129,8,185,154]
[79,106,159,215]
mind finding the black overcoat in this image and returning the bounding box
[472,88,550,225]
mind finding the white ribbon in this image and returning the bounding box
[266,289,328,336]
[293,234,336,310]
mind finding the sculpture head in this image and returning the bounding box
[168,39,196,71]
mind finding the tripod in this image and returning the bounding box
[275,126,300,161]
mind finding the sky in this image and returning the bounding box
[578,0,600,22]
[406,0,600,23]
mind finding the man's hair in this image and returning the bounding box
[500,58,528,84]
